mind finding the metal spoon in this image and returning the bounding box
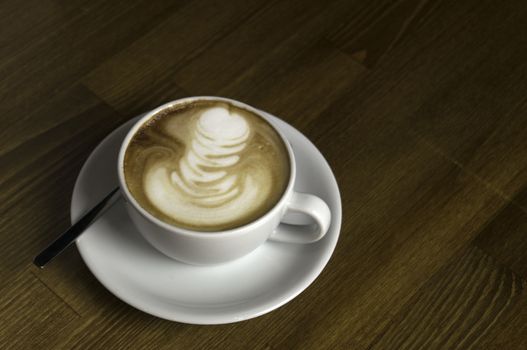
[33,187,121,268]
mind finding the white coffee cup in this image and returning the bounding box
[118,97,331,265]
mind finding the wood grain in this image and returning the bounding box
[83,0,267,115]
[475,189,527,278]
[0,270,79,349]
[1,0,527,348]
[368,246,524,349]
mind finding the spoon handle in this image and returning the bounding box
[33,187,121,268]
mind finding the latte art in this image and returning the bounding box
[124,101,290,231]
[146,107,269,225]
[172,107,250,201]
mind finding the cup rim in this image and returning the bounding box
[117,96,296,239]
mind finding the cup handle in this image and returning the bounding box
[270,192,331,244]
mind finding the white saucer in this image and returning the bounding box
[73,112,341,325]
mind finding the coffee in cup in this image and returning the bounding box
[123,100,290,231]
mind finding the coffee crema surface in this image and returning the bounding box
[124,101,290,231]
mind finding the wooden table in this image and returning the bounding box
[2,0,527,348]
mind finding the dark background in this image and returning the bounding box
[1,0,527,348]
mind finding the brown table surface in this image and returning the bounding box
[2,0,527,349]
